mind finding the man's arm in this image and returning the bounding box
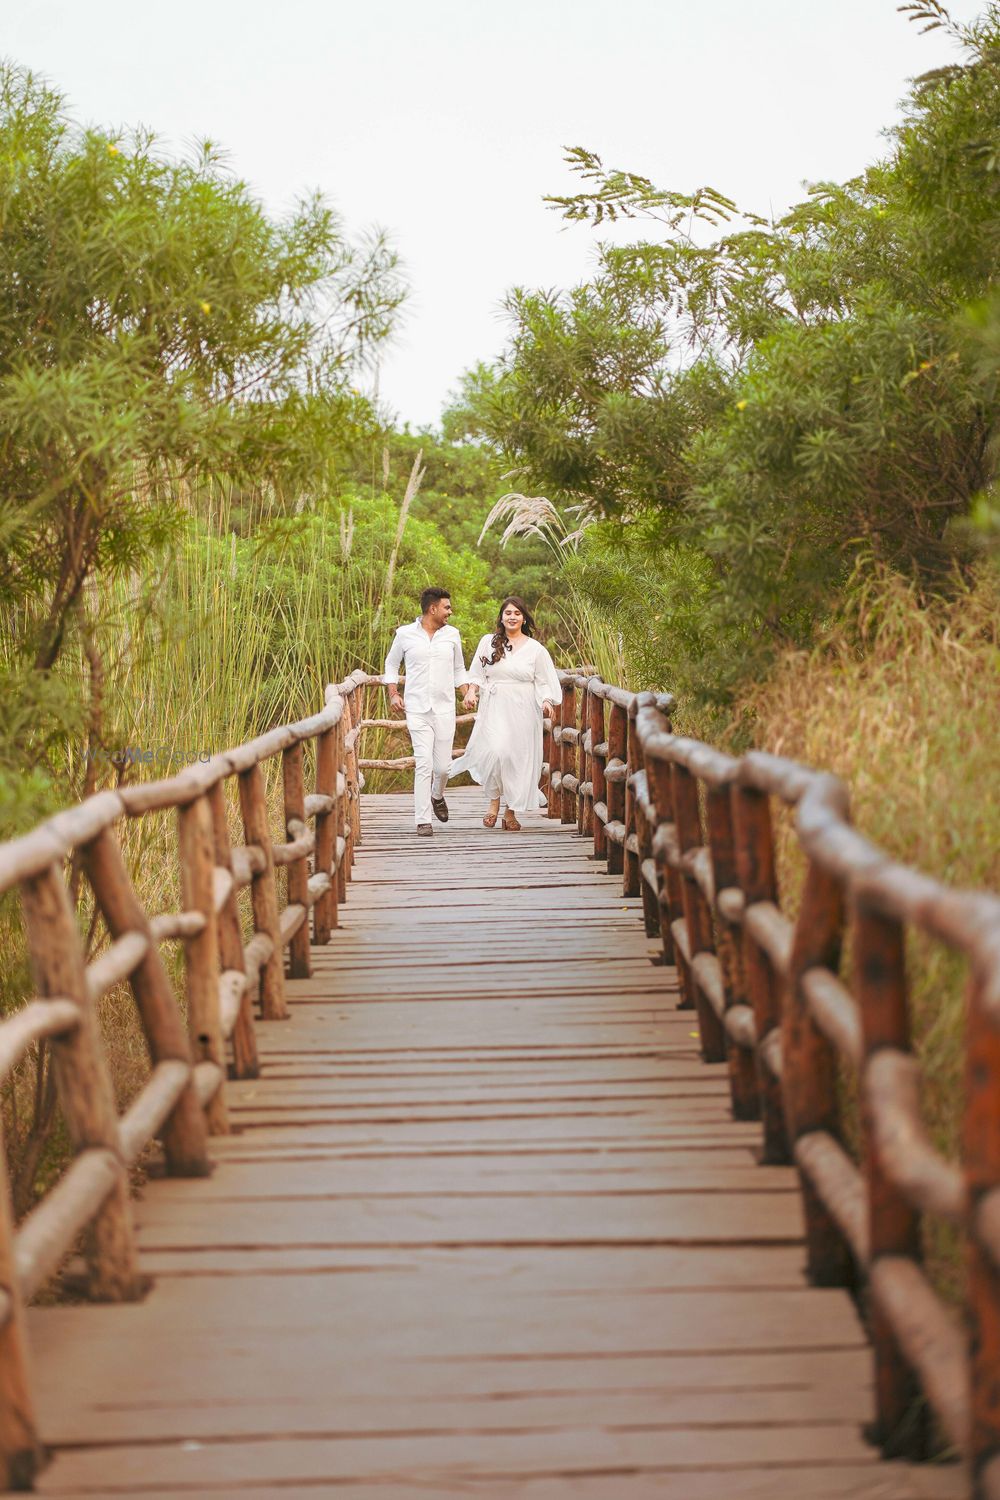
[383,631,405,713]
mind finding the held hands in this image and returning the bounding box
[461,689,478,712]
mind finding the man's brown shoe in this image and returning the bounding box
[431,795,449,823]
[416,823,433,836]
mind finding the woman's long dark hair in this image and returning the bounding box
[481,596,536,668]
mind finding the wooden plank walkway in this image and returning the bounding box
[25,789,963,1497]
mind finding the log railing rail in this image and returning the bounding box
[547,668,1000,1498]
[0,670,378,1490]
[352,711,477,773]
[1,665,999,1494]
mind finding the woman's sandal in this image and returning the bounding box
[501,810,521,832]
[483,808,499,828]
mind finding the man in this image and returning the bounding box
[383,588,469,836]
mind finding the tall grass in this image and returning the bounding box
[98,488,382,761]
[554,531,721,735]
[738,564,1000,1296]
[739,565,1000,888]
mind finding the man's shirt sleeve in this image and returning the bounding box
[382,629,404,685]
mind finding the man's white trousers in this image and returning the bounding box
[405,708,455,826]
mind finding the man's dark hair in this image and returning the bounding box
[420,587,451,613]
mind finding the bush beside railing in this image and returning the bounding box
[546,669,1000,1497]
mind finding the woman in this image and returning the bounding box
[451,597,562,830]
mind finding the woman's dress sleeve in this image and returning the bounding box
[466,636,490,688]
[533,643,563,710]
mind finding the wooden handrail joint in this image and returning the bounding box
[0,1000,81,1084]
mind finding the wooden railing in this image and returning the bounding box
[0,672,377,1490]
[545,670,1000,1497]
[353,706,477,773]
[2,665,999,1493]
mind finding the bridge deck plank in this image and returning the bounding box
[27,789,962,1496]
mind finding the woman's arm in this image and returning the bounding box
[533,642,563,713]
[462,636,489,707]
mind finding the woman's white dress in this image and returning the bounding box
[450,635,562,813]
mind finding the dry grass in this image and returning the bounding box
[478,491,585,551]
[735,564,1000,1297]
[737,566,1000,891]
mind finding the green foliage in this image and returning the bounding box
[457,5,1000,701]
[48,482,498,790]
[544,146,746,233]
[461,283,734,523]
[0,61,405,796]
[0,61,403,657]
[557,523,719,715]
[347,426,561,624]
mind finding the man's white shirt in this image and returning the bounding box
[382,619,467,714]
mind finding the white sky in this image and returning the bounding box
[8,0,987,429]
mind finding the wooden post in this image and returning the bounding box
[782,859,850,1284]
[633,727,659,938]
[341,694,359,877]
[646,752,689,991]
[335,714,348,902]
[83,828,211,1171]
[560,681,576,825]
[606,703,627,876]
[855,903,924,1457]
[282,743,312,977]
[577,685,588,836]
[622,711,641,900]
[207,780,258,1079]
[704,781,757,1119]
[590,691,607,860]
[314,723,339,942]
[542,708,553,818]
[340,694,353,879]
[238,762,289,1021]
[547,696,561,820]
[346,690,362,860]
[356,684,368,851]
[0,1125,44,1490]
[732,783,788,1163]
[672,764,725,1063]
[19,864,145,1299]
[964,968,1000,1492]
[177,795,228,1134]
[581,686,594,839]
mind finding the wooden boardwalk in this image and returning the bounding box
[25,789,962,1497]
